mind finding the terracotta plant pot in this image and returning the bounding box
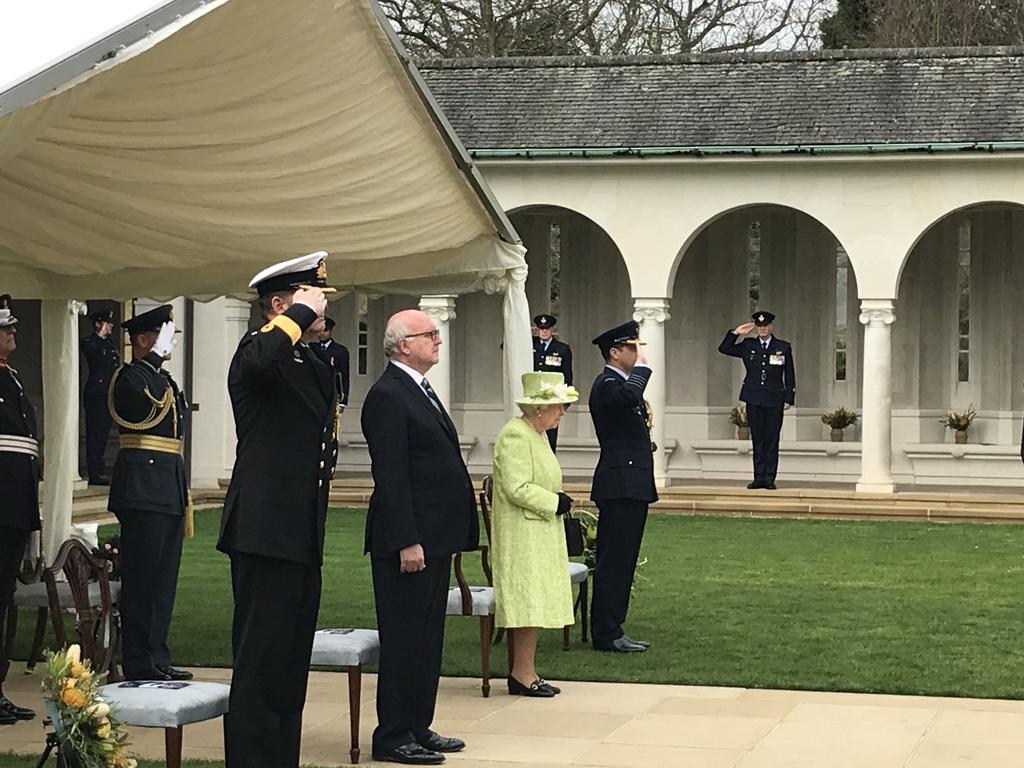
[737,427,750,440]
[954,429,968,444]
[830,428,844,442]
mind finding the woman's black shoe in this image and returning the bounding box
[537,679,561,694]
[507,675,555,697]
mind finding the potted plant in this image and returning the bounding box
[821,406,858,442]
[941,405,976,444]
[729,405,750,440]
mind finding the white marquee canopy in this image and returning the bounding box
[0,0,532,558]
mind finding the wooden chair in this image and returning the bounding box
[446,506,496,697]
[479,476,590,652]
[43,539,229,768]
[309,628,380,763]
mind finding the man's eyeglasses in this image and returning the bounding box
[404,329,440,341]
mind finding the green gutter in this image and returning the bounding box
[468,141,1024,159]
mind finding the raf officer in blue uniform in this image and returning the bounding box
[588,320,657,653]
[314,316,350,409]
[718,311,795,490]
[81,307,120,485]
[532,314,573,452]
[108,304,192,681]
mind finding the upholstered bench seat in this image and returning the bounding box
[14,580,121,608]
[568,561,588,584]
[446,585,495,616]
[100,680,230,728]
[309,628,380,764]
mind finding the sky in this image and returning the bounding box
[1,0,166,91]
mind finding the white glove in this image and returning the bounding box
[153,320,176,358]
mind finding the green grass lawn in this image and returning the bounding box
[9,508,1024,699]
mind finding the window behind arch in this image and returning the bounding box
[956,219,971,383]
[747,220,761,314]
[835,244,849,381]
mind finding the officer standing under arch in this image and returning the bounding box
[532,314,573,452]
[718,311,796,490]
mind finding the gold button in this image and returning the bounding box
[320,442,326,451]
[318,479,323,487]
[319,460,325,469]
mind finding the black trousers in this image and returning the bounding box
[546,426,559,453]
[747,403,784,484]
[0,526,29,689]
[590,499,649,647]
[371,555,451,753]
[84,386,112,481]
[117,510,183,676]
[224,552,321,768]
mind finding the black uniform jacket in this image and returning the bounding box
[81,334,120,393]
[314,339,350,406]
[589,365,658,504]
[718,332,796,408]
[533,337,573,386]
[0,364,41,531]
[361,362,478,559]
[219,305,338,565]
[107,352,188,516]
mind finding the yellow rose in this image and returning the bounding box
[61,687,87,709]
[70,660,90,679]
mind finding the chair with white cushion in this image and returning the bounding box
[43,539,229,768]
[310,627,380,764]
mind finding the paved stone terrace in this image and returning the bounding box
[4,662,1024,766]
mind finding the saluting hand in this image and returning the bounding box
[293,287,327,317]
[733,322,756,335]
[153,321,176,359]
[635,346,649,366]
[399,543,426,573]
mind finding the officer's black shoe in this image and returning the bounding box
[124,668,172,682]
[0,707,16,725]
[593,636,647,653]
[372,743,445,764]
[0,695,36,720]
[747,481,764,489]
[88,476,111,486]
[416,732,465,753]
[157,666,193,681]
[621,635,651,649]
[765,483,777,490]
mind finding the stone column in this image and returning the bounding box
[419,295,457,412]
[41,299,87,562]
[857,299,896,493]
[190,297,251,488]
[633,297,671,488]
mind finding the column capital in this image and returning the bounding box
[858,298,895,326]
[70,300,88,317]
[633,297,671,324]
[419,294,458,323]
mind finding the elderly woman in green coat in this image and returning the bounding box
[492,371,578,697]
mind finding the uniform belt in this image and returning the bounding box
[0,434,39,458]
[118,435,183,454]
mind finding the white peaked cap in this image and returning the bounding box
[248,251,329,289]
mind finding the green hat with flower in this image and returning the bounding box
[516,371,579,405]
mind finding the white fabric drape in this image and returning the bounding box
[0,0,523,300]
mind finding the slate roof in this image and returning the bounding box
[418,48,1024,154]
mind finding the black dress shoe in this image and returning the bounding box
[416,732,465,753]
[537,679,561,694]
[0,696,35,720]
[621,635,651,649]
[593,636,647,653]
[0,707,17,725]
[765,483,777,490]
[747,481,764,489]
[507,675,555,697]
[372,743,445,765]
[157,666,193,680]
[124,668,172,681]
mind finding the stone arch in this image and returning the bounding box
[664,203,862,444]
[891,201,1024,441]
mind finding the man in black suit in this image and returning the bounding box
[588,320,657,654]
[315,316,350,408]
[81,307,119,485]
[218,251,338,768]
[0,295,39,724]
[532,313,573,452]
[108,304,192,682]
[362,308,478,766]
[717,310,796,490]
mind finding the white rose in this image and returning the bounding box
[65,645,81,664]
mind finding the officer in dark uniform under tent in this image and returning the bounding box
[81,306,120,485]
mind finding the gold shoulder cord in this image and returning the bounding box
[107,366,177,436]
[643,398,654,431]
